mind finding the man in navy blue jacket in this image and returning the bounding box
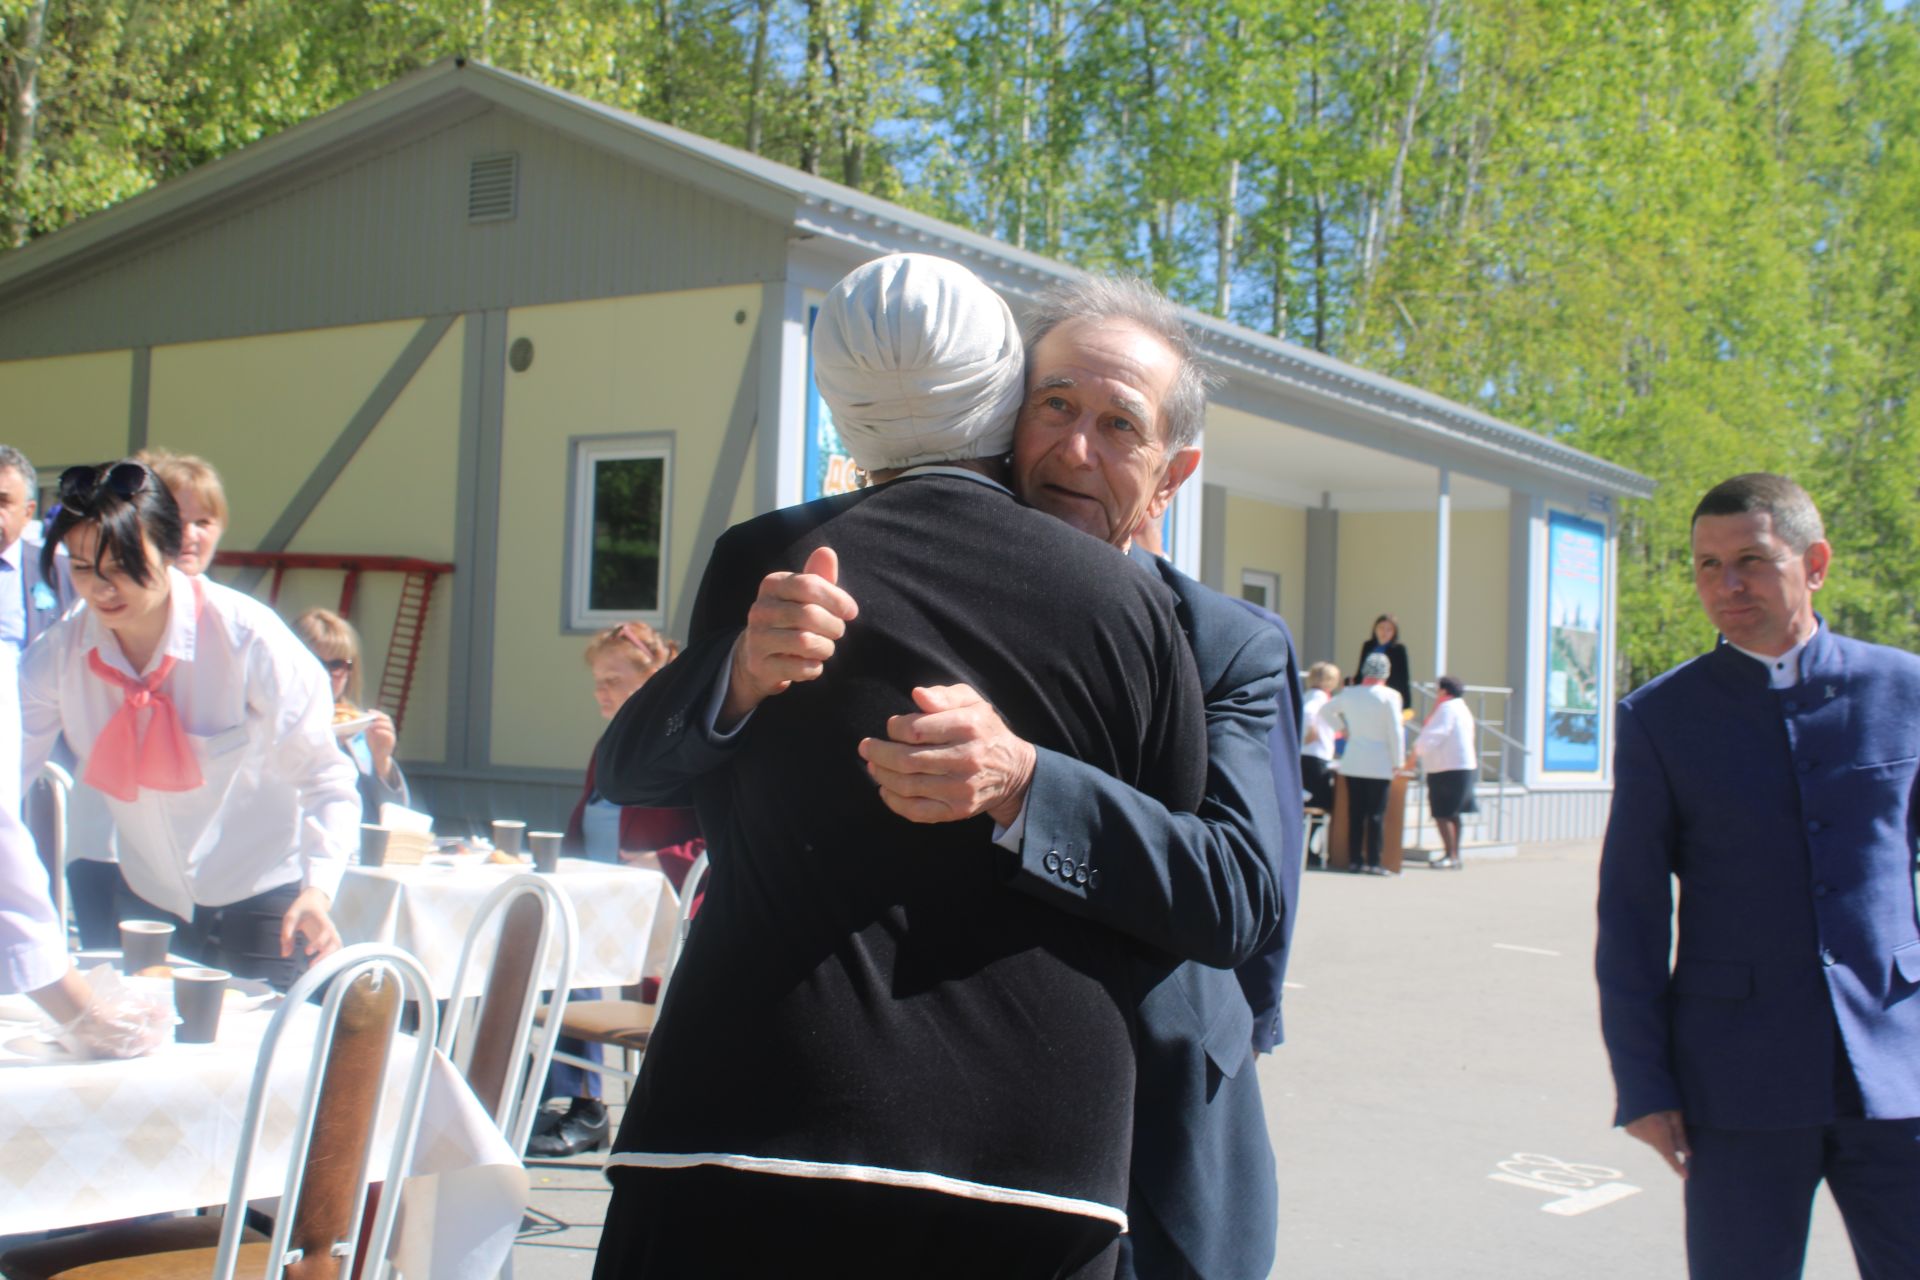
[863,276,1301,1280]
[1597,473,1920,1278]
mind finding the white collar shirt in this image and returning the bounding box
[1323,683,1406,780]
[0,535,25,652]
[1412,697,1477,773]
[1728,628,1816,690]
[19,567,360,920]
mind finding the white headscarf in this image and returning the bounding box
[811,253,1025,473]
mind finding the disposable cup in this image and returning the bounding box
[360,823,392,867]
[172,967,230,1044]
[490,819,527,857]
[119,920,174,974]
[528,831,564,874]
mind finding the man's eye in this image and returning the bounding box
[1044,396,1069,412]
[1110,417,1137,434]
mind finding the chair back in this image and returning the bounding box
[214,943,438,1280]
[437,873,577,1156]
[23,762,72,936]
[657,850,710,1006]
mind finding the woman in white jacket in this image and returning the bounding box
[1320,651,1406,874]
[1411,675,1478,869]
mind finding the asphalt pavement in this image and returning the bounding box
[515,841,1863,1278]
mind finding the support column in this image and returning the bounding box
[1304,493,1338,666]
[1434,468,1452,678]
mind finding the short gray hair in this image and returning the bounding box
[1692,473,1825,553]
[1022,275,1216,452]
[0,445,36,497]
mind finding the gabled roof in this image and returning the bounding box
[0,58,1652,500]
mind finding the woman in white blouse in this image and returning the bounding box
[21,461,360,990]
[1320,652,1407,875]
[1411,675,1479,870]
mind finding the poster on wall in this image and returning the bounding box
[1543,511,1606,772]
[804,305,863,500]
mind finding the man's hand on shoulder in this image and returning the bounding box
[1623,1109,1690,1180]
[859,684,1036,827]
[721,545,858,727]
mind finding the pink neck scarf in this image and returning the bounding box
[82,582,206,802]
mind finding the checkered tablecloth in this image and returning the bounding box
[0,1000,526,1279]
[331,858,675,999]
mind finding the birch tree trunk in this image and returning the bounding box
[4,0,50,249]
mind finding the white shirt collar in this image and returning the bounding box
[1729,625,1818,690]
[891,464,1013,495]
[82,565,202,679]
[0,536,21,572]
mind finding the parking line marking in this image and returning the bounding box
[1283,982,1305,990]
[1492,943,1561,956]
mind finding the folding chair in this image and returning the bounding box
[23,762,72,940]
[437,873,578,1159]
[538,851,709,1087]
[0,943,438,1280]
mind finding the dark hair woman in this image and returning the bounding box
[1356,613,1412,709]
[21,461,360,990]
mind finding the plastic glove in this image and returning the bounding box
[55,970,171,1060]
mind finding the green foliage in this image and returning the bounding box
[4,0,1917,685]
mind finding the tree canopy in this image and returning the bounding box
[3,0,1914,686]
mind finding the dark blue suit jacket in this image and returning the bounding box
[1012,551,1302,1280]
[1597,623,1920,1130]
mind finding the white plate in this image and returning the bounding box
[332,713,379,738]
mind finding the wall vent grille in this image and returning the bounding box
[468,154,519,222]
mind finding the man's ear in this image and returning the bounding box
[1144,448,1202,520]
[1804,538,1832,590]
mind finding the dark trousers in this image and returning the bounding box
[1115,1196,1197,1280]
[66,858,128,950]
[593,1165,1119,1279]
[1684,1118,1920,1279]
[545,988,605,1101]
[115,880,307,991]
[1345,775,1390,869]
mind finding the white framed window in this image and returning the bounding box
[1240,568,1280,613]
[568,434,671,630]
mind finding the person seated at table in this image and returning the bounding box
[292,607,408,822]
[20,460,360,991]
[134,448,226,577]
[564,621,704,891]
[531,620,704,1160]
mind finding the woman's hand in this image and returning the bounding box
[365,711,400,783]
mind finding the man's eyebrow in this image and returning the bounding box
[1111,391,1148,420]
[1033,375,1075,394]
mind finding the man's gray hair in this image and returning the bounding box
[1023,275,1216,452]
[0,445,36,497]
[1692,473,1825,553]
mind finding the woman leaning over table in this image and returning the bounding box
[20,460,360,992]
[531,620,705,1159]
[293,607,408,822]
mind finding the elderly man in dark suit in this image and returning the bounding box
[1597,472,1920,1279]
[591,255,1207,1279]
[863,275,1302,1280]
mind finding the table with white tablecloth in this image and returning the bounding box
[330,857,674,998]
[0,994,526,1279]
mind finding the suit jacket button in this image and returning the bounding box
[1814,883,1829,897]
[1074,865,1090,886]
[1807,820,1822,833]
[1088,870,1100,890]
[1784,699,1799,712]
[1820,948,1836,967]
[1043,851,1061,874]
[1060,856,1077,879]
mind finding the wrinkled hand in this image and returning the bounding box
[858,684,1036,828]
[365,711,400,783]
[1624,1109,1690,1179]
[722,546,858,727]
[280,887,341,960]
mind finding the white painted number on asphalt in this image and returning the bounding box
[1488,1154,1641,1216]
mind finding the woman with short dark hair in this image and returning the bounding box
[1412,675,1479,869]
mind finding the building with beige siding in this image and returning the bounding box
[0,60,1651,841]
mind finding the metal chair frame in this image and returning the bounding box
[26,762,73,942]
[213,942,438,1280]
[436,873,579,1159]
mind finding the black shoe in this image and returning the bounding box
[1346,862,1364,874]
[527,1098,609,1158]
[1306,853,1325,870]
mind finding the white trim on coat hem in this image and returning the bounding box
[601,1151,1129,1230]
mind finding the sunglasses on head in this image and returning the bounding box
[324,658,355,675]
[57,462,151,512]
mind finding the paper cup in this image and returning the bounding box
[360,823,392,867]
[528,831,564,874]
[490,819,527,857]
[119,920,175,974]
[172,967,230,1044]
